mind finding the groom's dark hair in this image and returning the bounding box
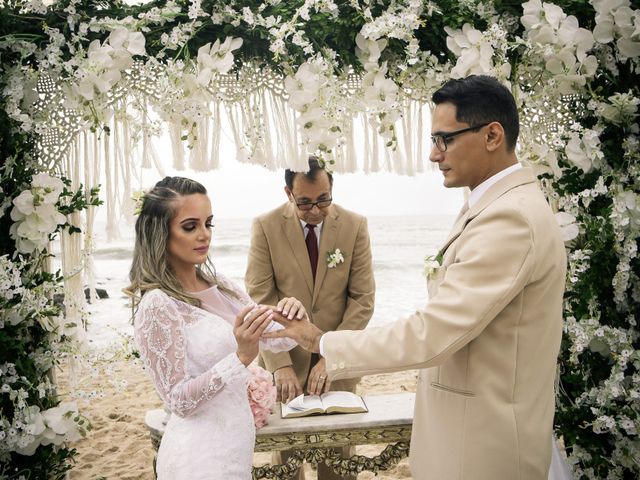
[432,75,519,152]
[285,156,333,189]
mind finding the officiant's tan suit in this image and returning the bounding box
[246,200,375,390]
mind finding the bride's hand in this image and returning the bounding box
[276,297,308,320]
[234,305,273,366]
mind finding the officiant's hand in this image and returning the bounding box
[264,312,323,353]
[275,296,308,320]
[234,305,274,366]
[307,358,331,395]
[274,366,303,403]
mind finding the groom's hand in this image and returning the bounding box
[264,312,323,353]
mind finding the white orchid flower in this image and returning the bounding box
[363,69,398,110]
[355,33,387,70]
[555,212,580,242]
[564,131,604,173]
[42,402,83,442]
[32,173,64,203]
[445,24,497,78]
[10,191,35,218]
[108,27,146,56]
[284,61,328,111]
[197,36,243,77]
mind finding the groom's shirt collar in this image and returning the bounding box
[468,163,522,208]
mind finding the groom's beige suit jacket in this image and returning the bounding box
[323,168,566,480]
[246,202,375,390]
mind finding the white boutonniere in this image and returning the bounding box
[423,253,443,279]
[326,248,345,268]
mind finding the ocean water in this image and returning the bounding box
[69,214,456,345]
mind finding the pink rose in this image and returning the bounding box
[247,365,276,429]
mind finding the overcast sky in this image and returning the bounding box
[137,154,464,219]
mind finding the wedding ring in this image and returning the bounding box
[319,376,326,381]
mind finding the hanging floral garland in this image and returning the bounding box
[0,0,639,478]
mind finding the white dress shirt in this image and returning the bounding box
[300,219,323,248]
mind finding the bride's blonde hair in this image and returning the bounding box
[123,176,238,311]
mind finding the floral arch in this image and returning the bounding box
[1,0,639,478]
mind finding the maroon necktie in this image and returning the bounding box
[306,224,319,281]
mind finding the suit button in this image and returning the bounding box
[312,307,319,314]
[339,362,345,369]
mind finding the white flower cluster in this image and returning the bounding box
[564,126,605,174]
[284,56,347,160]
[593,0,640,61]
[0,254,64,333]
[9,173,66,255]
[0,362,75,458]
[326,248,345,268]
[610,188,640,308]
[0,378,87,457]
[356,34,400,148]
[149,36,242,147]
[359,0,422,43]
[445,23,511,82]
[69,27,146,102]
[598,91,640,131]
[197,36,244,83]
[0,255,24,305]
[521,0,598,94]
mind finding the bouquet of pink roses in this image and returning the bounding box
[247,364,277,429]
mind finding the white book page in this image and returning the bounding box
[287,394,323,411]
[320,391,365,409]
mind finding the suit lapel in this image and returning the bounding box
[281,203,314,295]
[438,167,537,258]
[438,208,472,258]
[312,207,340,306]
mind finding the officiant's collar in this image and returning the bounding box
[300,219,324,236]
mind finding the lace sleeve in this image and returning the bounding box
[134,290,250,417]
[216,274,297,353]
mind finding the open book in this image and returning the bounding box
[281,391,368,418]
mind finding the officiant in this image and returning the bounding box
[245,156,375,480]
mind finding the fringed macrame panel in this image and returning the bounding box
[35,63,434,318]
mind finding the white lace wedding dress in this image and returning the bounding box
[134,275,294,480]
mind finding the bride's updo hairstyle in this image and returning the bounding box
[124,176,219,310]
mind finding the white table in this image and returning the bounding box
[145,392,415,479]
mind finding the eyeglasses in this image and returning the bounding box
[430,122,490,152]
[295,197,333,211]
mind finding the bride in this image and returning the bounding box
[125,176,302,479]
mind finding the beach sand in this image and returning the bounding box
[62,363,417,479]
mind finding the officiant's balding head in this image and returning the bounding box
[284,157,333,225]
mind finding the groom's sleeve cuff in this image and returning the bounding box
[319,333,326,357]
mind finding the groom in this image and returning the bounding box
[267,75,567,480]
